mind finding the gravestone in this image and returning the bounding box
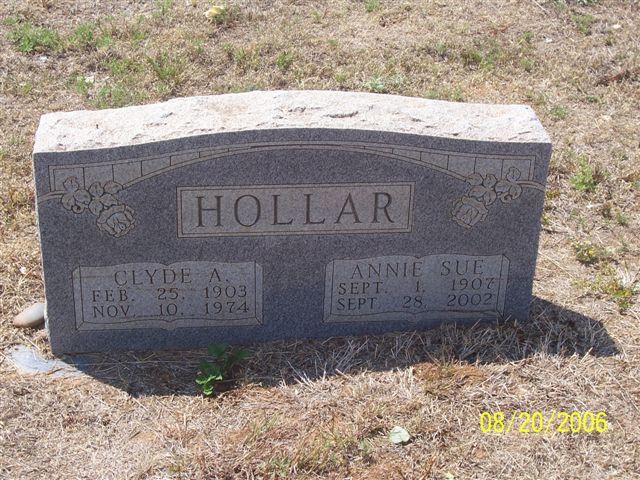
[32,90,551,354]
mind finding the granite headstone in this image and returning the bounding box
[32,90,551,354]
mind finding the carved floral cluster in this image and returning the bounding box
[61,176,135,237]
[452,167,523,228]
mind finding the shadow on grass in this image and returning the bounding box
[59,297,619,397]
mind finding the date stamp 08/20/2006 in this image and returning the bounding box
[479,411,609,434]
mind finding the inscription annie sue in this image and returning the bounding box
[177,183,414,237]
[324,254,509,323]
[73,261,262,330]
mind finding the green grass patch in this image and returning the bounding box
[550,105,568,120]
[365,0,381,13]
[364,75,387,93]
[572,13,596,35]
[572,240,610,265]
[68,74,93,97]
[425,86,465,102]
[69,21,97,50]
[276,51,294,71]
[222,43,262,71]
[107,57,143,77]
[7,18,61,54]
[147,52,185,94]
[435,41,448,58]
[582,265,639,313]
[196,343,250,396]
[570,156,601,192]
[459,39,506,70]
[93,84,148,109]
[363,74,405,94]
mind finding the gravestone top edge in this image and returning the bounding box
[34,90,550,154]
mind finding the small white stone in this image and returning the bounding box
[13,303,45,329]
[612,24,621,30]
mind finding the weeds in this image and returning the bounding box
[459,39,505,70]
[276,51,294,71]
[572,13,596,35]
[69,74,93,97]
[365,0,381,13]
[573,240,610,265]
[364,76,387,93]
[93,84,147,109]
[196,343,250,396]
[583,266,639,312]
[550,105,568,120]
[147,52,185,94]
[7,18,61,53]
[570,156,600,192]
[70,22,97,50]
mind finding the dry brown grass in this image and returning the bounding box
[1,0,639,478]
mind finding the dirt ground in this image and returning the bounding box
[1,0,639,478]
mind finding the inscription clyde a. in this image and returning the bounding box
[73,261,262,331]
[177,183,414,237]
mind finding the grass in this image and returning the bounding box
[275,51,294,71]
[572,240,610,265]
[570,156,600,192]
[365,0,381,13]
[572,13,596,35]
[6,18,61,53]
[0,0,639,478]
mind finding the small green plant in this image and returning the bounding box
[358,438,374,457]
[520,31,534,44]
[587,266,639,313]
[107,57,142,77]
[196,343,250,396]
[572,240,609,265]
[570,157,598,192]
[334,72,348,84]
[520,57,535,72]
[70,22,97,50]
[276,51,294,71]
[364,75,387,93]
[147,52,184,93]
[69,74,93,97]
[434,41,448,58]
[550,105,568,120]
[269,455,292,478]
[8,19,61,53]
[426,86,464,102]
[93,84,147,109]
[572,13,596,35]
[615,211,629,227]
[155,0,174,18]
[365,0,380,13]
[460,47,482,67]
[460,39,505,70]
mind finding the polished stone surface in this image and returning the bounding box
[32,91,551,354]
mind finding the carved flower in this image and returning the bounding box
[452,196,489,228]
[466,173,497,205]
[88,181,120,215]
[61,176,91,214]
[495,167,523,202]
[96,205,135,237]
